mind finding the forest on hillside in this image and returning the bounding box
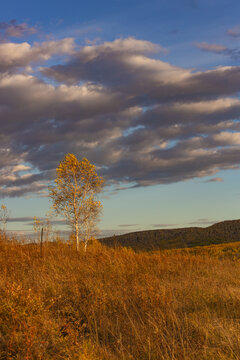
[100,219,240,251]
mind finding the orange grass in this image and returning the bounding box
[0,236,240,359]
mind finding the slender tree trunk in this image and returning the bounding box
[73,181,79,251]
[76,221,79,251]
[84,220,90,252]
[40,227,43,258]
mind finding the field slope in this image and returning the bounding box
[100,219,240,251]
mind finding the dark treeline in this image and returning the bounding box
[100,219,240,251]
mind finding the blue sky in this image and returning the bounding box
[1,0,240,236]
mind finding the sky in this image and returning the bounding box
[1,0,240,236]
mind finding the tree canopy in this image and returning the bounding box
[49,154,104,250]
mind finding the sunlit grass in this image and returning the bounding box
[1,235,240,359]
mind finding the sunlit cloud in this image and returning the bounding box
[1,36,240,197]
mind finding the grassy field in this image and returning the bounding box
[1,236,240,359]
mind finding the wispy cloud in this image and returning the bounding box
[0,20,37,40]
[188,218,218,226]
[152,224,178,228]
[194,41,240,60]
[204,177,223,183]
[7,216,40,223]
[227,25,240,38]
[194,42,227,53]
[7,216,67,226]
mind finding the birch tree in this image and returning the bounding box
[49,154,104,251]
[1,204,9,234]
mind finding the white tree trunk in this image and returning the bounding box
[76,221,79,251]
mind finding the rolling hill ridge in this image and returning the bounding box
[100,219,240,251]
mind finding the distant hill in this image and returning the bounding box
[100,220,240,251]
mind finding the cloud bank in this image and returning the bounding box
[1,35,240,197]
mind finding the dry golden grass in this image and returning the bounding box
[1,236,240,359]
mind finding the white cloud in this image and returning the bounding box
[0,38,75,71]
[213,131,240,145]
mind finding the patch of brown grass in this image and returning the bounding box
[0,237,240,359]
